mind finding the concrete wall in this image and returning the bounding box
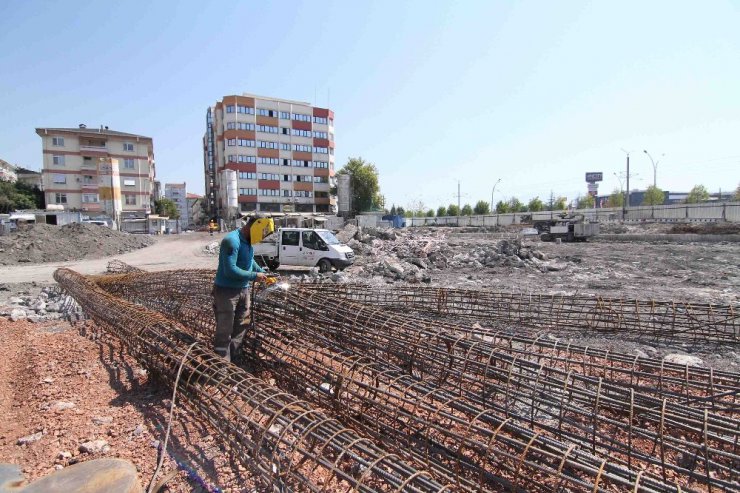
[408,201,740,227]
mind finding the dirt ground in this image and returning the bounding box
[0,226,738,491]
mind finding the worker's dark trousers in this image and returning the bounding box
[212,285,251,363]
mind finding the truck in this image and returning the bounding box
[533,213,600,242]
[253,227,355,272]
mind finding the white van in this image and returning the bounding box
[253,227,355,272]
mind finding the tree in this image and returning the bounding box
[461,204,473,216]
[447,203,460,216]
[734,184,740,201]
[527,197,544,212]
[389,204,397,216]
[436,205,447,217]
[396,206,405,216]
[495,200,509,214]
[154,198,180,219]
[508,197,526,212]
[685,185,710,204]
[425,209,435,217]
[553,197,567,210]
[577,194,595,209]
[0,180,43,213]
[607,188,624,208]
[407,199,426,218]
[642,185,665,206]
[473,200,490,215]
[336,157,382,213]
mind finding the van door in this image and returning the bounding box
[300,230,323,266]
[280,230,301,265]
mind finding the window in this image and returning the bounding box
[294,191,313,198]
[239,188,257,195]
[315,191,329,198]
[259,173,279,180]
[52,173,66,184]
[314,161,329,169]
[82,175,95,185]
[229,155,257,163]
[123,179,136,186]
[313,131,328,139]
[238,172,256,180]
[54,193,67,204]
[281,127,289,135]
[124,194,137,205]
[282,189,292,197]
[227,139,236,146]
[313,116,328,124]
[279,111,290,119]
[257,141,278,149]
[238,105,254,114]
[82,193,99,203]
[282,159,290,166]
[295,175,308,183]
[226,122,255,131]
[257,109,278,117]
[282,230,299,246]
[302,231,322,250]
[313,176,328,183]
[282,174,292,181]
[257,157,280,165]
[237,139,255,147]
[280,143,290,150]
[123,142,134,152]
[313,146,329,154]
[256,124,278,134]
[123,158,135,169]
[226,105,235,113]
[52,155,65,165]
[259,189,280,196]
[292,113,311,122]
[52,137,65,146]
[293,144,311,152]
[292,129,311,137]
[292,160,312,167]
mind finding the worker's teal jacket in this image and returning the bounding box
[214,229,264,289]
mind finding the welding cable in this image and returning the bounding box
[147,341,199,493]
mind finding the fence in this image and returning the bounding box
[406,201,740,227]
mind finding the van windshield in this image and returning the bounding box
[316,230,340,245]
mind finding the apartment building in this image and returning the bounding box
[164,182,188,231]
[203,93,335,219]
[36,125,155,216]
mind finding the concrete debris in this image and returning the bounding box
[202,241,220,256]
[4,287,65,323]
[92,416,114,425]
[10,308,26,322]
[17,432,43,446]
[78,439,110,454]
[51,401,75,412]
[663,354,705,367]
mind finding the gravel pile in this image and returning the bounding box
[0,223,154,265]
[1,286,65,323]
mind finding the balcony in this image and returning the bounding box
[80,144,108,157]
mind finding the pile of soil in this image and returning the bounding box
[0,223,154,265]
[668,223,740,235]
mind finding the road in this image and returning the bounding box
[0,232,221,284]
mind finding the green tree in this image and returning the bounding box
[447,203,460,216]
[389,204,397,216]
[473,200,490,215]
[396,206,405,216]
[336,157,382,213]
[461,204,473,215]
[403,210,413,218]
[685,185,710,204]
[553,197,567,210]
[577,194,595,209]
[734,184,740,201]
[0,180,43,213]
[508,197,526,212]
[425,209,435,217]
[608,188,625,208]
[436,205,447,217]
[527,197,544,212]
[642,185,665,206]
[154,198,180,219]
[495,200,509,214]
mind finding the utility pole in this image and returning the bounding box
[643,150,664,189]
[457,180,461,214]
[620,149,631,218]
[490,178,501,214]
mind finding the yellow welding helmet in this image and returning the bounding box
[249,217,275,244]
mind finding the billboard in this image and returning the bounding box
[585,172,603,183]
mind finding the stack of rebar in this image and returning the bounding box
[86,270,740,492]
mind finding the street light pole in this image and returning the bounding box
[491,178,501,214]
[643,150,663,189]
[620,149,631,218]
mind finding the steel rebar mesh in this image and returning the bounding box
[297,284,739,345]
[54,268,453,493]
[90,270,740,492]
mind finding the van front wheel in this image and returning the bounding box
[317,258,332,273]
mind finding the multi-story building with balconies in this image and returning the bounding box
[36,125,155,216]
[203,94,335,219]
[164,182,188,231]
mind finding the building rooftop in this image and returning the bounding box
[35,126,152,140]
[186,193,203,199]
[240,93,313,106]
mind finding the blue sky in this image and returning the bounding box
[1,0,739,209]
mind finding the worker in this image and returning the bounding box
[212,216,272,362]
[208,219,218,236]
